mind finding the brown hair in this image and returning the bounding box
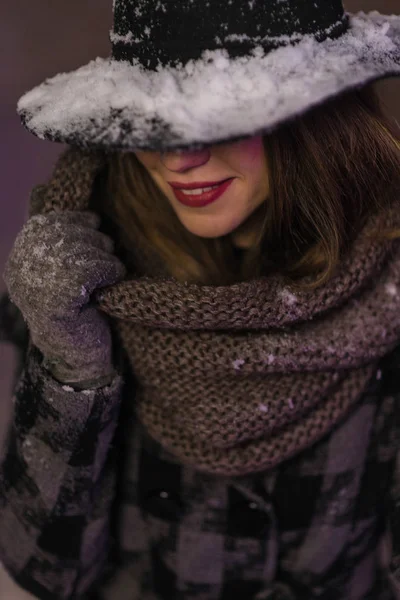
[103,83,400,289]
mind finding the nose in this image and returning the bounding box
[160,147,211,172]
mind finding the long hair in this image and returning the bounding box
[103,83,400,289]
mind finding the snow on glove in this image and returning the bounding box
[3,210,127,387]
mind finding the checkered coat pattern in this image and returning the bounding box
[1,291,400,600]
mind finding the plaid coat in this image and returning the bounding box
[1,291,400,600]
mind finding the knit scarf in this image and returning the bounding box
[29,148,400,476]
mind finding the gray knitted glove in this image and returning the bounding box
[3,210,127,389]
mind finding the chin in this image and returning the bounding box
[176,207,250,239]
[182,224,238,240]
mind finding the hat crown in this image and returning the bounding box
[110,0,349,69]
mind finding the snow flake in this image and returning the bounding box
[287,398,294,409]
[259,403,269,412]
[279,289,298,305]
[385,282,398,297]
[264,353,275,365]
[62,385,75,392]
[233,358,245,370]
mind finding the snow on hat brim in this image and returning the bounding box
[17,12,400,153]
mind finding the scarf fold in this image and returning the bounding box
[29,147,400,475]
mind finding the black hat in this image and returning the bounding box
[17,0,400,152]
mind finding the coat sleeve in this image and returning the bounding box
[386,430,400,599]
[380,345,400,600]
[0,291,125,600]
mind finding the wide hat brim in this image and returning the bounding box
[17,11,400,153]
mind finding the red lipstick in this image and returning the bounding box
[168,179,232,190]
[169,179,234,208]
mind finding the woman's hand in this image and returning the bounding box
[3,210,127,384]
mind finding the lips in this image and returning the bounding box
[171,178,234,208]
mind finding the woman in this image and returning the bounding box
[1,0,400,598]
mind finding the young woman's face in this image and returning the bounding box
[133,135,269,246]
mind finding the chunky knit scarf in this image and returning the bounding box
[29,148,400,476]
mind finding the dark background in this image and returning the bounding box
[0,0,399,425]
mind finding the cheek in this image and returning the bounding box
[235,137,267,176]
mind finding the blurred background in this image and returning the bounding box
[0,0,399,432]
